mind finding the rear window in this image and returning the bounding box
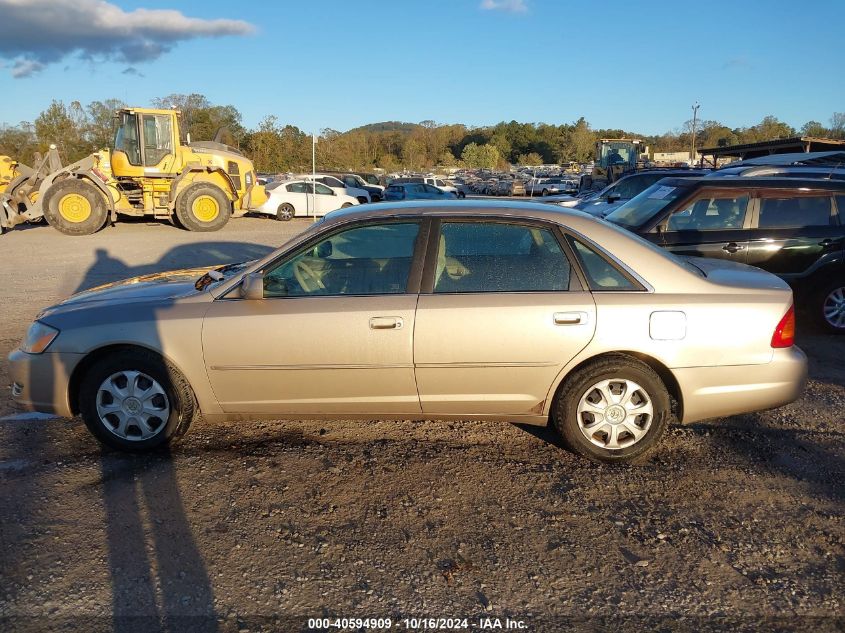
[758,195,833,228]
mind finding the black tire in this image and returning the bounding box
[552,354,671,464]
[341,202,353,208]
[79,348,196,452]
[814,279,845,334]
[42,178,108,236]
[174,183,231,232]
[357,196,369,204]
[276,203,295,221]
[458,191,466,199]
[541,189,549,197]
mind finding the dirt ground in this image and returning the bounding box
[0,217,842,633]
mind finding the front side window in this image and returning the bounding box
[113,112,141,166]
[263,222,420,297]
[667,193,749,231]
[434,222,571,293]
[424,184,441,194]
[142,114,173,166]
[758,195,832,228]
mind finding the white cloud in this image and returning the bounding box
[10,58,44,78]
[0,0,254,78]
[480,0,528,12]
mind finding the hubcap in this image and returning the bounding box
[58,193,92,223]
[279,205,293,219]
[192,195,220,222]
[95,371,170,441]
[576,379,653,450]
[823,286,845,329]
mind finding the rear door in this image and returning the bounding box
[656,188,752,263]
[413,219,596,417]
[745,190,841,278]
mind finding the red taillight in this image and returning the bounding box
[771,305,795,348]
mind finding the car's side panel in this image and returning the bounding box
[201,295,421,415]
[414,292,596,415]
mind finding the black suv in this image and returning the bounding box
[605,177,845,333]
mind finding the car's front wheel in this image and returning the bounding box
[79,348,196,451]
[552,355,671,464]
[276,203,295,221]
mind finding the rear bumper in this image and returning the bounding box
[675,346,808,424]
[7,349,83,418]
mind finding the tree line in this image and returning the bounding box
[1,93,843,172]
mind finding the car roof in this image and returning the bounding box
[651,176,845,191]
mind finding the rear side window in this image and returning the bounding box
[758,195,833,228]
[434,222,571,293]
[567,237,638,291]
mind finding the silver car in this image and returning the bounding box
[9,201,807,463]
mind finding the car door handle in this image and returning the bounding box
[722,242,745,253]
[369,316,403,330]
[554,311,587,325]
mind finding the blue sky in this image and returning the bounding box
[1,0,842,135]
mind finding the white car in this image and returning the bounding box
[257,180,358,221]
[299,174,371,204]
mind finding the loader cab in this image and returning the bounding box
[111,109,179,178]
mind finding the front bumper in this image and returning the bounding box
[674,346,808,424]
[7,349,84,418]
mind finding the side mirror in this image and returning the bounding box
[606,193,621,203]
[240,272,265,300]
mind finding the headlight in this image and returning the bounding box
[21,321,59,354]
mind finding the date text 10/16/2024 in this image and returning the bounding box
[307,617,529,630]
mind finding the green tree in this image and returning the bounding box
[34,100,88,160]
[517,152,543,165]
[461,143,500,169]
[86,99,126,150]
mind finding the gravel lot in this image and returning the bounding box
[0,217,842,633]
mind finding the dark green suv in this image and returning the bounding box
[606,177,845,333]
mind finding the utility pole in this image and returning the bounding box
[312,132,317,222]
[690,102,700,165]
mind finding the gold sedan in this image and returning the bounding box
[8,201,807,463]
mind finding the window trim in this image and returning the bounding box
[420,217,583,295]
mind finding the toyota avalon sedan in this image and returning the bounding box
[8,201,807,464]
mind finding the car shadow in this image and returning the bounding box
[10,241,275,630]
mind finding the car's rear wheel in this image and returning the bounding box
[341,202,353,208]
[817,280,845,334]
[356,196,368,204]
[552,355,671,464]
[79,349,196,452]
[276,203,295,221]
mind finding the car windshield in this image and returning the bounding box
[605,182,691,229]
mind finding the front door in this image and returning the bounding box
[202,220,424,415]
[653,190,751,263]
[413,220,596,416]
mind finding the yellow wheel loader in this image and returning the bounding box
[0,108,267,236]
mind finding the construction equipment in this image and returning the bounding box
[579,138,647,193]
[1,107,267,236]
